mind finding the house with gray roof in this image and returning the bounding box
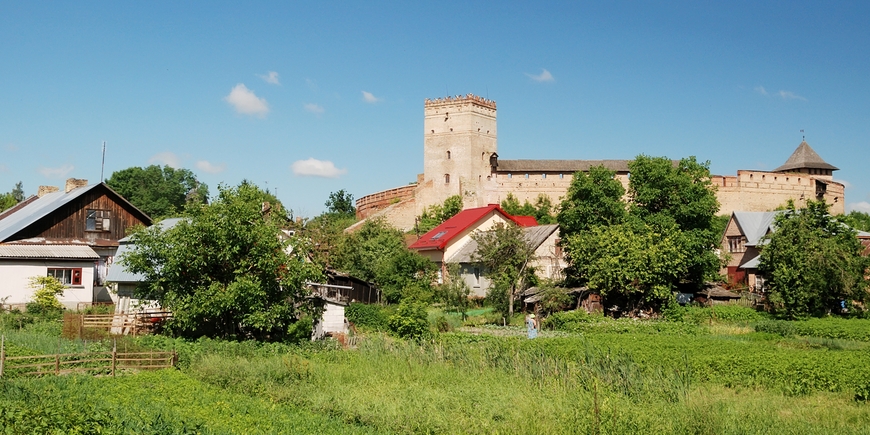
[0,178,151,310]
[720,211,781,292]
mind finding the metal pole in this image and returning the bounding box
[1,335,5,378]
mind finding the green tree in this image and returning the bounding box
[106,165,209,219]
[11,182,24,202]
[472,222,537,317]
[759,200,870,319]
[564,218,686,310]
[557,166,626,238]
[838,210,870,232]
[440,263,472,320]
[121,182,322,339]
[560,156,721,311]
[333,218,435,303]
[0,193,16,213]
[26,276,66,316]
[417,195,462,234]
[501,193,557,224]
[325,189,356,217]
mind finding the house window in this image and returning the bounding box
[727,236,745,253]
[48,268,83,286]
[86,210,111,232]
[473,267,481,287]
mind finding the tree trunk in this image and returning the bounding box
[508,285,515,318]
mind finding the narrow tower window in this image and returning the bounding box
[447,151,451,160]
[445,174,450,184]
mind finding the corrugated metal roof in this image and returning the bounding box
[0,244,100,259]
[0,183,151,243]
[732,211,781,247]
[408,205,537,251]
[446,224,559,263]
[106,243,144,283]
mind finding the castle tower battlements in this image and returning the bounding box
[419,94,498,215]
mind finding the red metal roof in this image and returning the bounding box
[408,204,537,251]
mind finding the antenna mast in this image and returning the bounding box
[100,141,106,182]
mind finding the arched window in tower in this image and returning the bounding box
[447,151,451,160]
[445,174,450,184]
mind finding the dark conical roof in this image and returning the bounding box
[773,141,838,172]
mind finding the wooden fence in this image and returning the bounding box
[0,335,176,378]
[63,312,173,339]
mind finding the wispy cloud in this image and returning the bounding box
[258,71,280,85]
[362,91,381,103]
[304,103,325,114]
[0,164,8,172]
[196,160,226,174]
[777,90,807,101]
[38,164,75,178]
[149,152,181,168]
[224,84,270,116]
[848,201,870,214]
[291,158,347,178]
[526,69,555,83]
[834,179,852,189]
[305,78,318,91]
[754,86,768,95]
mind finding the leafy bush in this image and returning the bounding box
[674,305,767,324]
[755,317,870,341]
[542,310,593,331]
[387,301,430,340]
[345,303,390,331]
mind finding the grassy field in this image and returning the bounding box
[2,308,870,434]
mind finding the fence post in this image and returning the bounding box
[111,338,117,377]
[55,353,60,375]
[172,349,178,368]
[1,335,5,378]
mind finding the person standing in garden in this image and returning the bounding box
[526,313,538,339]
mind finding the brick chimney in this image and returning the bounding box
[37,186,59,197]
[65,178,88,193]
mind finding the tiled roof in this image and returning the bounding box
[773,141,838,172]
[0,244,99,260]
[408,204,537,251]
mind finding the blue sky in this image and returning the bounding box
[2,1,869,217]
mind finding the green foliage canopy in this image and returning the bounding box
[557,166,626,238]
[472,222,537,317]
[501,193,557,224]
[759,200,870,319]
[106,165,209,219]
[122,182,322,339]
[560,156,721,310]
[838,210,870,232]
[333,218,435,303]
[324,189,356,217]
[417,195,462,234]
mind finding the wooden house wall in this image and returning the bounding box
[14,187,148,245]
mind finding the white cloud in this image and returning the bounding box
[258,71,280,85]
[526,69,555,83]
[224,84,270,116]
[305,78,318,90]
[834,179,852,189]
[754,86,768,95]
[291,158,347,178]
[777,90,807,101]
[196,160,226,174]
[362,91,381,103]
[848,201,870,214]
[149,152,181,168]
[304,103,325,114]
[38,164,75,178]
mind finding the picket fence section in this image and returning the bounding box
[0,335,176,378]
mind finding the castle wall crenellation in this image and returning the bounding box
[354,95,846,231]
